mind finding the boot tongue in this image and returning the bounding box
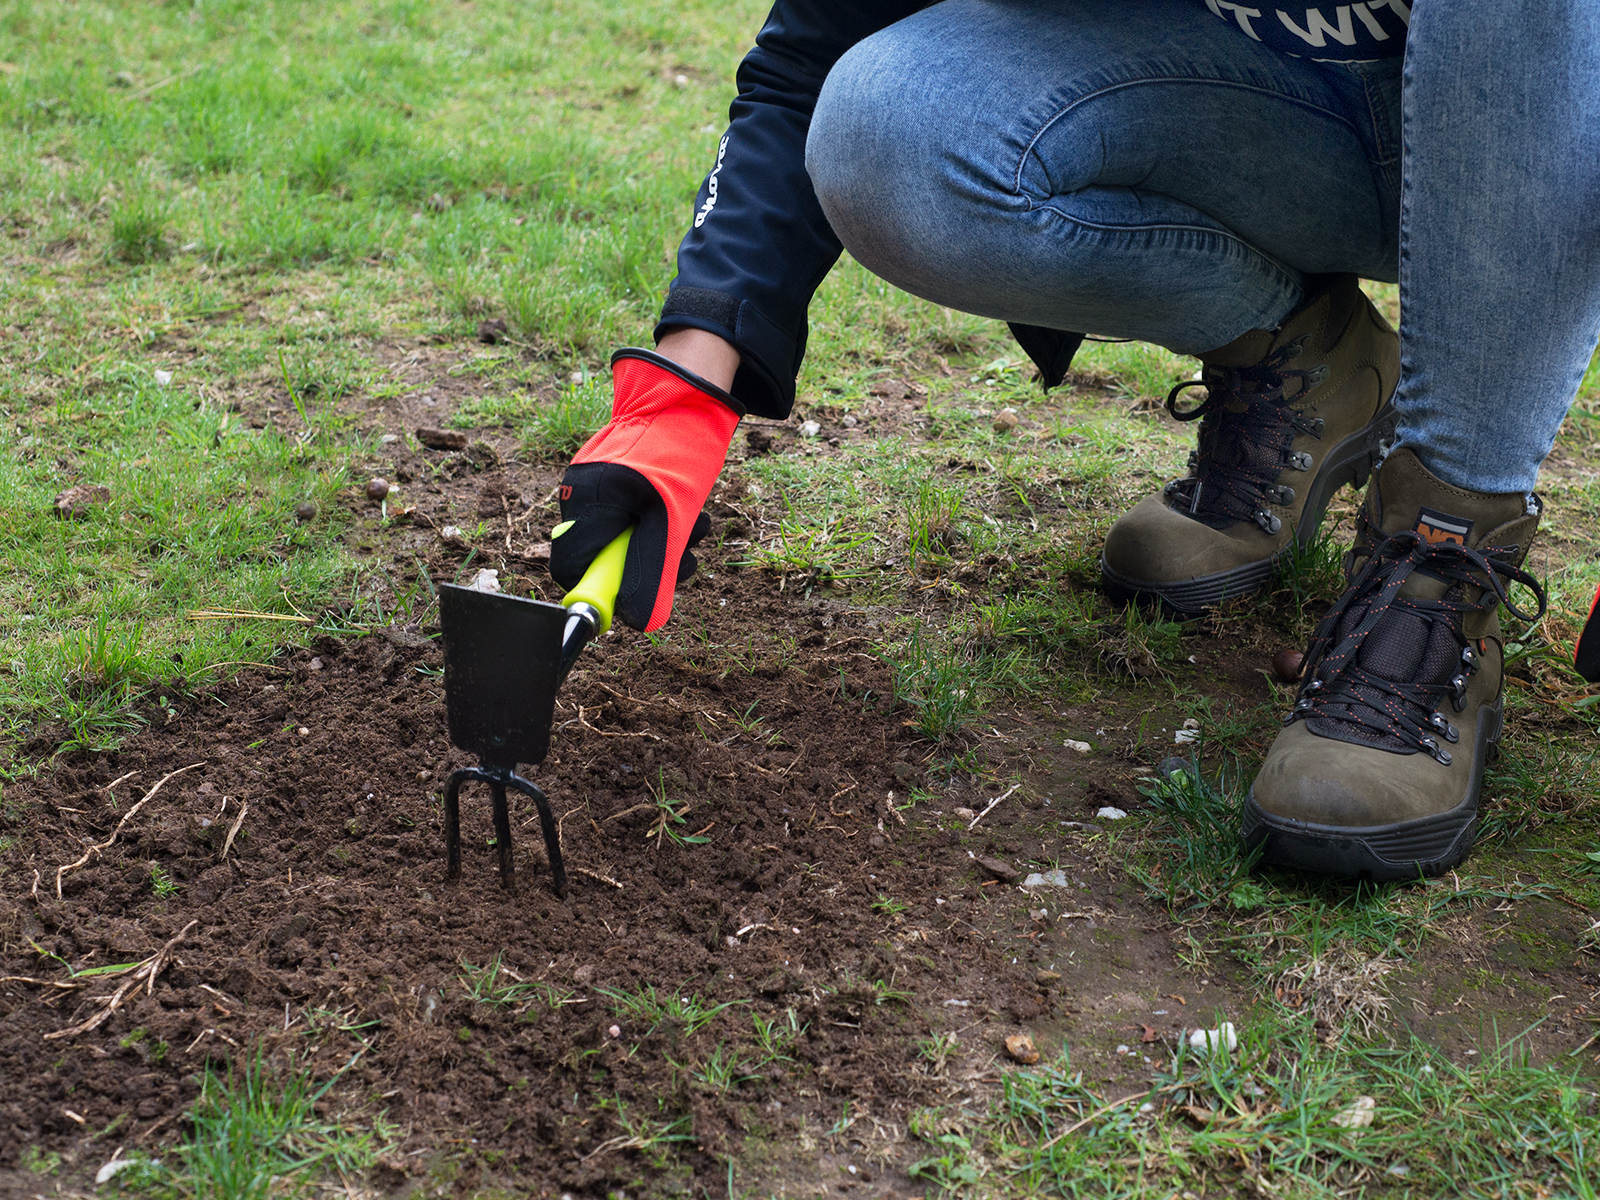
[1365,450,1533,602]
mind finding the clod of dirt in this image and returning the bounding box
[465,440,502,470]
[745,428,774,456]
[993,407,1019,433]
[1004,1033,1040,1064]
[976,856,1021,885]
[366,477,391,501]
[415,426,468,451]
[294,500,318,522]
[1272,648,1305,683]
[1035,969,1062,988]
[477,318,509,344]
[53,483,111,518]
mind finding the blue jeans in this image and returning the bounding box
[806,0,1600,494]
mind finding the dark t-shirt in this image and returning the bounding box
[1202,0,1409,60]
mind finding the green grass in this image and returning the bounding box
[909,1025,1600,1198]
[124,1052,389,1199]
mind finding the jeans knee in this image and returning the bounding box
[806,39,906,259]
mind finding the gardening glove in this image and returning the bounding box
[550,348,742,632]
[1578,580,1600,683]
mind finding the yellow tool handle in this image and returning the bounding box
[562,528,632,634]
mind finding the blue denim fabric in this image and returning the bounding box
[1394,0,1600,493]
[807,0,1598,493]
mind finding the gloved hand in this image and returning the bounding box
[550,348,743,631]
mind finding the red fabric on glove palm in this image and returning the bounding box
[550,349,742,631]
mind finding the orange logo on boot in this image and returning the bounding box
[1415,506,1473,546]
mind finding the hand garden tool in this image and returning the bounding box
[436,530,631,897]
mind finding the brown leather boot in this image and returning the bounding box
[1102,274,1399,615]
[1243,449,1547,880]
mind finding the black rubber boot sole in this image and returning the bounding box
[1240,695,1502,882]
[1102,403,1399,617]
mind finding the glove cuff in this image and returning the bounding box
[610,347,745,417]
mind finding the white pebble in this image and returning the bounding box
[841,414,858,427]
[468,568,502,593]
[798,420,821,438]
[441,525,465,543]
[1062,739,1091,753]
[1188,1022,1237,1056]
[1116,1044,1130,1054]
[1096,806,1127,820]
[673,73,689,87]
[153,369,173,386]
[608,1024,621,1038]
[1332,1096,1376,1129]
[297,726,309,737]
[380,433,400,444]
[1174,728,1200,744]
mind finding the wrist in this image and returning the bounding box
[610,347,745,418]
[655,327,740,393]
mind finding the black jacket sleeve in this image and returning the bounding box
[656,0,1085,418]
[654,1,924,419]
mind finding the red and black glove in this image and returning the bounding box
[550,348,742,631]
[1578,580,1600,683]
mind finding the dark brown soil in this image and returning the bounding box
[5,350,1598,1198]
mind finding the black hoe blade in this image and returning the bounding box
[438,583,568,769]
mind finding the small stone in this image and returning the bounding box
[992,407,1019,433]
[308,658,323,672]
[976,856,1022,885]
[1062,739,1091,753]
[573,964,596,985]
[673,73,689,87]
[425,192,451,212]
[477,318,509,344]
[153,369,173,386]
[608,1024,622,1038]
[415,426,468,451]
[294,500,318,522]
[1332,1095,1376,1130]
[569,371,584,384]
[440,525,466,544]
[53,484,111,518]
[1188,1022,1237,1056]
[1272,648,1305,683]
[841,414,858,428]
[1096,806,1127,820]
[1035,969,1062,987]
[297,726,309,736]
[468,569,501,593]
[1022,869,1070,888]
[1004,1033,1040,1065]
[1157,756,1195,781]
[365,477,391,500]
[416,769,431,781]
[380,433,400,444]
[798,419,821,438]
[953,806,976,821]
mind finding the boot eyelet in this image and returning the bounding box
[1289,452,1313,471]
[1293,697,1314,714]
[1305,678,1324,694]
[1304,364,1330,388]
[1430,713,1460,743]
[1460,645,1478,673]
[1254,510,1282,535]
[1268,485,1296,505]
[1450,674,1468,711]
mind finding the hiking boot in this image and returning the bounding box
[1242,448,1546,881]
[1101,274,1399,615]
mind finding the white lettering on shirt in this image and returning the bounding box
[1216,1,1264,39]
[1349,2,1390,38]
[1278,6,1357,47]
[694,135,729,229]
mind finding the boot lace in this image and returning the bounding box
[1163,336,1328,534]
[1283,530,1545,763]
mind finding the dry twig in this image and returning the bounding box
[220,801,249,860]
[45,920,198,1040]
[968,783,1021,830]
[56,762,205,897]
